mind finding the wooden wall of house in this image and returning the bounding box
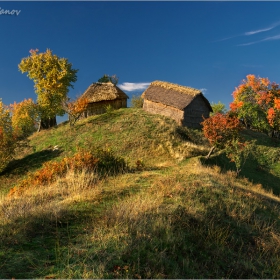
[183,96,211,128]
[85,99,127,117]
[143,99,184,125]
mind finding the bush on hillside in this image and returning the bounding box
[8,149,127,197]
[105,104,115,114]
[131,95,144,108]
[95,149,128,175]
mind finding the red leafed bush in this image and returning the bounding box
[201,113,242,148]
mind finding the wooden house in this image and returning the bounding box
[81,82,129,117]
[141,81,212,128]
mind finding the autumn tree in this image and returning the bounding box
[18,49,78,130]
[62,95,89,126]
[10,98,40,138]
[267,106,280,135]
[201,112,242,159]
[0,99,15,172]
[202,112,254,175]
[263,86,280,136]
[98,74,119,85]
[230,74,280,135]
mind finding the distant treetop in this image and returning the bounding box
[210,101,227,116]
[97,74,118,85]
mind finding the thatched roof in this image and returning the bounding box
[142,81,212,111]
[82,82,129,103]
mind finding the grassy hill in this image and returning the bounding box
[0,108,280,278]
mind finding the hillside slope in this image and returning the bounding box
[0,108,280,278]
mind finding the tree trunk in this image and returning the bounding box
[37,121,41,132]
[206,146,215,159]
[40,116,57,129]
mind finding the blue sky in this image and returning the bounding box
[2,1,280,122]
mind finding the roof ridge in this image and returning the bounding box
[151,80,201,96]
[95,81,114,86]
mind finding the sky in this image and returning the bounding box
[2,1,280,122]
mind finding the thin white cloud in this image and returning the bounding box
[237,41,258,46]
[245,27,274,36]
[238,34,280,46]
[264,34,280,41]
[245,21,280,36]
[118,82,150,92]
[200,88,208,95]
[217,21,280,43]
[214,35,240,42]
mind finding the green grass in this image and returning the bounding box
[0,108,280,278]
[205,128,280,196]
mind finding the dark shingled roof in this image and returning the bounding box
[82,82,129,103]
[142,81,212,111]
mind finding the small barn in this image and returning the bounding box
[81,82,129,117]
[141,81,212,128]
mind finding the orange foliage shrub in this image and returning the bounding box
[8,150,99,197]
[8,149,127,197]
[62,95,89,126]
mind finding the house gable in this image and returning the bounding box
[183,95,211,128]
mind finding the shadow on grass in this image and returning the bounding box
[1,172,279,278]
[202,152,280,196]
[0,183,143,279]
[174,126,207,146]
[98,186,280,279]
[0,149,63,177]
[241,129,280,148]
[0,211,83,278]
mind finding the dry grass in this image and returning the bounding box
[0,170,100,226]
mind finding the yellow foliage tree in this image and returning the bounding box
[18,49,78,129]
[0,99,15,172]
[10,98,40,138]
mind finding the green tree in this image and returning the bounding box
[210,101,227,115]
[18,49,78,129]
[131,95,144,108]
[225,138,255,176]
[98,74,119,85]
